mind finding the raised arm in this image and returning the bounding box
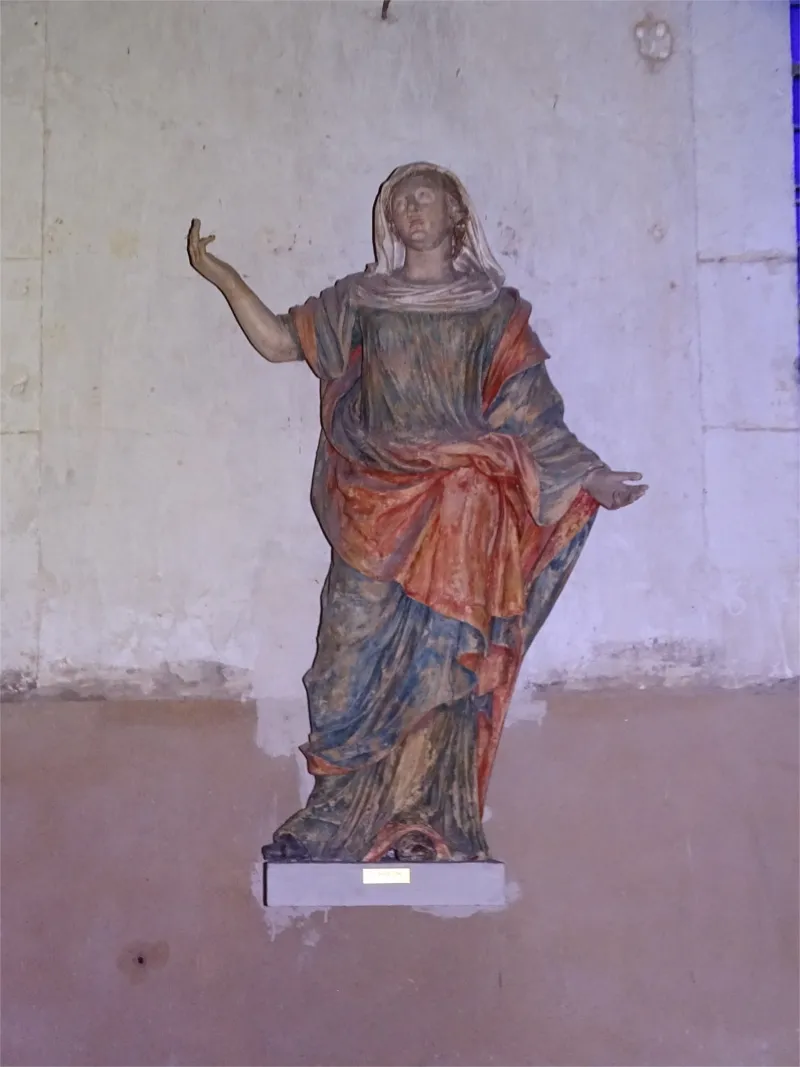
[186,219,300,364]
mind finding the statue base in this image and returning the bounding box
[263,859,506,908]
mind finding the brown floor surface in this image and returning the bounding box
[1,685,798,1067]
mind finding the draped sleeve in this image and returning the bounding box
[280,276,361,381]
[484,344,606,527]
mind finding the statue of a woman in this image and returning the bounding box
[188,162,647,864]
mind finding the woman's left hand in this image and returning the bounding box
[584,468,649,510]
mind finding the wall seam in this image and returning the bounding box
[34,1,49,689]
[687,0,709,557]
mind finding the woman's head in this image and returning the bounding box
[387,165,469,257]
[369,162,504,294]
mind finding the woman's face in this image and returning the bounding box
[389,174,454,254]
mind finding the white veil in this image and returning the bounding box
[350,162,505,311]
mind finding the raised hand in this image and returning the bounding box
[186,219,297,363]
[187,218,235,288]
[584,468,648,510]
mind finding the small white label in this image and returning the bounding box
[362,867,411,885]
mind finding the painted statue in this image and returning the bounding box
[187,162,647,864]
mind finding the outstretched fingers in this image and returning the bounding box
[187,219,216,270]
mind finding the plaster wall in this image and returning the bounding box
[1,0,797,701]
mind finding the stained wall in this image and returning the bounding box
[1,687,797,1066]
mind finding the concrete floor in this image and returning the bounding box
[1,685,797,1066]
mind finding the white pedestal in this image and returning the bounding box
[263,860,506,908]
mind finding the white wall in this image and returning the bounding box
[2,0,797,700]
